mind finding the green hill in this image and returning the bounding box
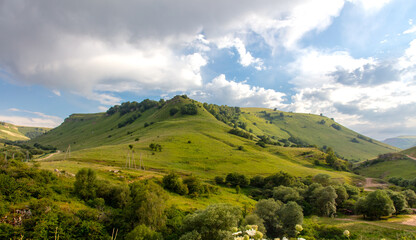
[383,135,416,149]
[28,95,397,185]
[0,121,50,141]
[238,108,397,161]
[356,146,416,180]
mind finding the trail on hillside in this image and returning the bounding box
[336,216,416,232]
[407,155,416,161]
[36,150,61,161]
[363,178,387,191]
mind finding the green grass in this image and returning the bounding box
[403,146,416,158]
[241,108,398,161]
[314,216,416,240]
[357,158,416,180]
[0,122,49,141]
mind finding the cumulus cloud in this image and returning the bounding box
[191,74,286,108]
[0,109,63,128]
[217,37,264,70]
[286,41,416,139]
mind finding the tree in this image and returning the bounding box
[183,175,203,196]
[163,172,189,195]
[245,214,266,235]
[254,199,282,237]
[278,201,303,237]
[314,186,337,217]
[356,190,395,220]
[180,104,198,115]
[125,224,163,240]
[225,173,250,187]
[272,186,301,203]
[403,189,416,208]
[127,181,168,229]
[334,185,349,207]
[325,148,337,167]
[180,204,241,240]
[387,190,407,215]
[74,168,97,200]
[313,174,331,186]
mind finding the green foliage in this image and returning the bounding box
[125,224,163,240]
[386,190,408,215]
[334,185,349,207]
[170,107,179,116]
[180,104,198,115]
[272,185,301,203]
[107,99,160,115]
[314,186,338,217]
[253,198,282,237]
[163,172,189,195]
[356,190,395,219]
[214,176,225,185]
[313,173,331,186]
[149,143,162,151]
[278,201,304,237]
[203,103,241,125]
[225,172,250,187]
[402,189,416,208]
[74,168,97,200]
[245,214,266,235]
[264,171,295,188]
[183,175,203,196]
[228,128,253,140]
[127,181,168,230]
[181,204,241,240]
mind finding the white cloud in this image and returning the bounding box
[217,37,264,70]
[0,109,62,128]
[191,74,286,108]
[52,90,61,96]
[288,49,374,88]
[403,26,416,34]
[98,106,108,112]
[348,0,392,12]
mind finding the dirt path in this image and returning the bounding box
[402,215,416,226]
[36,150,61,161]
[363,178,387,191]
[407,155,416,161]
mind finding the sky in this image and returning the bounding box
[0,0,416,141]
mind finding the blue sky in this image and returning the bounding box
[1,0,416,140]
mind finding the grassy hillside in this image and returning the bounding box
[383,135,416,149]
[31,96,357,183]
[403,146,416,158]
[356,147,416,180]
[240,108,397,161]
[0,121,50,141]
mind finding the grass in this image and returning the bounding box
[314,215,416,240]
[357,158,416,180]
[241,108,398,161]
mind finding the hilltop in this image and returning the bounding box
[383,135,416,149]
[0,121,50,141]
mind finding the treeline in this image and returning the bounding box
[107,99,165,115]
[162,172,219,197]
[203,103,241,125]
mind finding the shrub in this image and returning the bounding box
[163,172,189,195]
[180,104,198,115]
[170,107,179,116]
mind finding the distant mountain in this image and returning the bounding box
[0,121,50,141]
[383,136,416,149]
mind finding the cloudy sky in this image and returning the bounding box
[1,0,416,140]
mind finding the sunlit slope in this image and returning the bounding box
[356,146,416,180]
[32,98,355,181]
[0,122,50,141]
[240,108,398,161]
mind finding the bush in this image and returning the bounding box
[225,173,250,187]
[163,172,189,195]
[180,104,198,115]
[170,107,179,116]
[214,176,225,185]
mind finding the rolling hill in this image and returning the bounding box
[383,136,416,149]
[0,121,50,141]
[356,146,416,180]
[28,96,396,184]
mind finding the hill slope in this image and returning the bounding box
[0,121,50,141]
[31,96,361,181]
[238,108,397,161]
[356,146,416,180]
[383,136,416,149]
